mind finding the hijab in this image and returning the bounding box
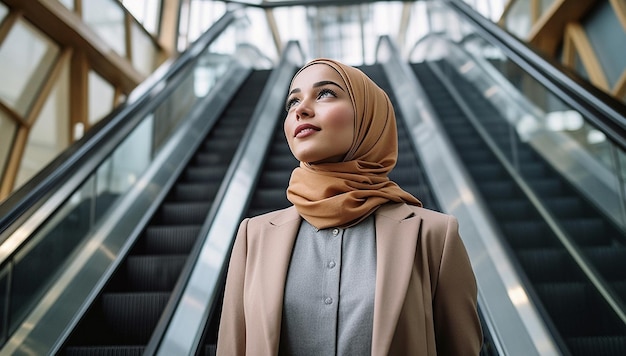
[285,58,422,229]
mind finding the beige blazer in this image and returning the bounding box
[217,203,482,355]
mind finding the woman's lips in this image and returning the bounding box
[294,124,320,138]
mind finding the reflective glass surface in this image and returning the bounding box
[408,0,626,319]
[0,2,7,23]
[83,0,127,57]
[131,22,158,76]
[16,57,70,191]
[0,19,59,116]
[0,14,261,339]
[0,112,15,190]
[88,70,116,124]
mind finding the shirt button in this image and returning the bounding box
[328,261,336,269]
[324,297,333,305]
[332,228,339,236]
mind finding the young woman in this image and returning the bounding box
[217,58,482,355]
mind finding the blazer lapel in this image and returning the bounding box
[371,203,422,355]
[258,207,301,354]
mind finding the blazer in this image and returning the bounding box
[217,203,482,355]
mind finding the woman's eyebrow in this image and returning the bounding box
[313,80,345,91]
[288,80,346,96]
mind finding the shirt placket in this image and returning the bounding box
[321,226,343,355]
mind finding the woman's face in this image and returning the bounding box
[284,64,355,164]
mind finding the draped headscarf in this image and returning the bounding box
[286,58,422,229]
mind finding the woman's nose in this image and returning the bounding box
[295,101,313,119]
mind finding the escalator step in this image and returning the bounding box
[501,220,559,249]
[122,255,187,291]
[157,202,211,225]
[101,292,170,344]
[251,188,291,210]
[516,248,584,283]
[479,181,517,199]
[170,183,219,201]
[527,178,564,197]
[65,345,144,356]
[183,166,228,182]
[467,163,508,181]
[489,199,536,220]
[566,336,626,356]
[544,196,585,218]
[140,225,200,254]
[561,218,610,246]
[585,246,626,281]
[194,152,227,166]
[535,282,620,337]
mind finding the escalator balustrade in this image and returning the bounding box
[61,70,271,355]
[412,61,626,355]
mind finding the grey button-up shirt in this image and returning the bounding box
[279,215,377,355]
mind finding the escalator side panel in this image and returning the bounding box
[61,70,271,354]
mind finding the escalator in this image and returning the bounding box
[412,60,626,355]
[59,69,271,354]
[198,63,442,353]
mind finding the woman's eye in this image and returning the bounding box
[318,88,336,99]
[285,98,299,111]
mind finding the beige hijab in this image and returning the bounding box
[286,59,422,229]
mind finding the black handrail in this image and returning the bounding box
[445,0,626,151]
[0,10,240,239]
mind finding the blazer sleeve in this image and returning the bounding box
[216,218,250,356]
[433,216,483,355]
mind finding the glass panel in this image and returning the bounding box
[0,19,60,116]
[504,0,532,39]
[152,69,197,150]
[540,0,556,15]
[0,2,8,24]
[2,13,253,339]
[15,57,70,191]
[9,177,95,333]
[95,116,153,218]
[0,112,16,186]
[82,0,126,57]
[583,2,626,89]
[88,70,115,125]
[122,0,161,35]
[463,0,507,21]
[0,264,8,343]
[409,1,626,312]
[58,0,74,11]
[185,0,227,45]
[131,22,157,76]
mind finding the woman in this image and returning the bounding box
[217,58,482,355]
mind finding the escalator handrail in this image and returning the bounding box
[0,10,241,241]
[445,0,626,151]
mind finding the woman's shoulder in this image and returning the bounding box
[243,205,300,228]
[379,203,455,224]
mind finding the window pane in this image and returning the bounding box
[0,19,60,116]
[0,111,16,188]
[504,0,531,39]
[131,22,157,76]
[123,0,161,34]
[83,0,126,57]
[15,57,70,191]
[0,2,8,24]
[88,71,115,124]
[58,0,74,11]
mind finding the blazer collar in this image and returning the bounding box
[260,204,422,355]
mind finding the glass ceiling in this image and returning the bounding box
[127,0,505,66]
